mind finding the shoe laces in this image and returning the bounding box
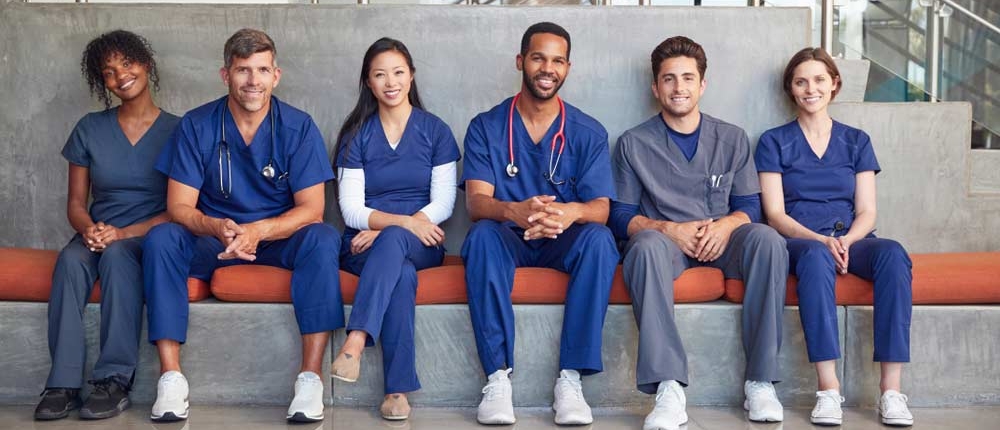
[814,390,844,412]
[556,377,584,401]
[88,377,129,395]
[482,374,510,401]
[882,391,909,413]
[746,381,777,400]
[653,382,683,412]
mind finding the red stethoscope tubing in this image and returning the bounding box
[506,93,566,180]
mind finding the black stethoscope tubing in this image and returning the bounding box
[218,97,278,198]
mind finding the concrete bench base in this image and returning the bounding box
[332,303,846,408]
[0,300,331,406]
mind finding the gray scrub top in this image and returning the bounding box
[61,108,181,228]
[613,113,760,223]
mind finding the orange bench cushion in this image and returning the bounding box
[209,264,725,304]
[0,247,210,302]
[723,252,1000,305]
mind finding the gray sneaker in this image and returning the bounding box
[477,369,515,425]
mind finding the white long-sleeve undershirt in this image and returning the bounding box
[337,161,457,230]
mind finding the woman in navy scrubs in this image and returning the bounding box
[330,37,460,421]
[36,30,179,421]
[755,47,913,427]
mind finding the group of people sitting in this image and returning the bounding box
[33,22,914,430]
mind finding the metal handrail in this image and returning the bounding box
[941,0,1000,37]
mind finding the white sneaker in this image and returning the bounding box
[810,389,845,425]
[880,390,914,426]
[151,371,189,422]
[287,371,325,422]
[643,380,688,430]
[477,369,515,425]
[552,369,593,425]
[743,380,783,422]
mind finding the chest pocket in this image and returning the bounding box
[706,172,733,217]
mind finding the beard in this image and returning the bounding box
[522,69,563,101]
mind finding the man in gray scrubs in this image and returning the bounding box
[609,36,788,430]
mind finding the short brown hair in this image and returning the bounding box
[651,36,707,81]
[782,47,842,102]
[223,28,276,69]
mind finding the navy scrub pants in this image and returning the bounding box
[142,222,345,344]
[787,237,912,363]
[46,235,145,389]
[340,226,444,395]
[461,220,619,377]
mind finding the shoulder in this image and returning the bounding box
[701,113,747,138]
[414,108,452,132]
[75,109,115,130]
[563,101,607,140]
[759,119,798,143]
[159,111,183,129]
[183,97,225,125]
[617,115,661,152]
[833,120,870,144]
[274,97,316,133]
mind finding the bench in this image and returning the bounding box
[1,247,998,408]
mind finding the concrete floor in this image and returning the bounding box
[2,406,999,430]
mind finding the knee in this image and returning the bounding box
[143,223,188,254]
[98,241,141,272]
[872,240,912,269]
[575,223,617,253]
[625,230,674,261]
[742,224,786,253]
[374,225,411,247]
[296,223,341,253]
[796,241,836,273]
[55,243,92,271]
[462,220,505,252]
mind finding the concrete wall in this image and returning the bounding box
[0,3,808,253]
[830,102,1000,253]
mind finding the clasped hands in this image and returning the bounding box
[84,221,125,252]
[215,218,264,261]
[663,217,738,263]
[511,195,578,241]
[350,216,445,255]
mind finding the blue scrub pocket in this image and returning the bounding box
[706,173,733,217]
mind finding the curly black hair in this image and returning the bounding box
[80,30,160,109]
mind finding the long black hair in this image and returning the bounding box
[333,37,424,167]
[81,30,160,109]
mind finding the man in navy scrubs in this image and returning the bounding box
[142,29,343,424]
[461,22,619,426]
[610,36,788,430]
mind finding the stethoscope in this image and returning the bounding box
[505,93,567,185]
[218,97,280,198]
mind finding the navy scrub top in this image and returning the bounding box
[155,96,334,225]
[61,108,181,228]
[336,108,461,234]
[461,97,616,212]
[754,119,881,236]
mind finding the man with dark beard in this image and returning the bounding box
[460,22,619,426]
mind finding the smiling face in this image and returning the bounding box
[517,32,571,101]
[366,50,413,111]
[220,50,281,114]
[102,52,150,103]
[789,59,840,115]
[652,56,706,121]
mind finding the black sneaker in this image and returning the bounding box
[79,377,131,420]
[34,388,81,420]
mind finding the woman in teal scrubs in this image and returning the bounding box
[36,30,179,421]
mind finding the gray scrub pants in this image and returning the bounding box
[46,235,144,389]
[623,223,787,394]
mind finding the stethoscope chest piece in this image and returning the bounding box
[261,163,276,180]
[506,163,519,178]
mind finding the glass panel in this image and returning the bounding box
[833,0,999,149]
